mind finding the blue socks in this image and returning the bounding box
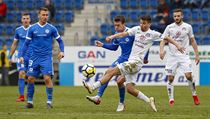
[119,86,125,103]
[27,83,34,103]
[46,87,53,103]
[97,82,109,97]
[18,78,25,96]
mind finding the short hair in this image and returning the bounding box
[38,7,49,13]
[140,15,151,23]
[114,15,126,24]
[173,8,183,14]
[22,12,30,16]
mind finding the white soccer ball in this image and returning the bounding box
[82,64,96,78]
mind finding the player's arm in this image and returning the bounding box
[56,37,64,59]
[9,40,18,61]
[106,32,129,42]
[95,40,119,51]
[191,37,200,65]
[159,39,167,60]
[163,36,185,53]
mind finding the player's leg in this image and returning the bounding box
[165,57,177,106]
[16,70,26,102]
[125,78,157,112]
[40,56,54,108]
[181,59,200,105]
[25,76,36,108]
[83,66,121,94]
[115,75,125,112]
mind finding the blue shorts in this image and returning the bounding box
[27,55,53,77]
[17,56,30,72]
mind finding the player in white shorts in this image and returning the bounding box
[159,8,200,106]
[83,15,184,112]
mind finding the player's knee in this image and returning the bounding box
[44,75,53,86]
[19,71,26,78]
[117,76,125,87]
[126,84,134,95]
[185,73,192,80]
[28,77,35,83]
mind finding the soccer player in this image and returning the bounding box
[20,7,64,108]
[9,12,31,102]
[86,15,150,112]
[83,15,184,112]
[159,8,200,106]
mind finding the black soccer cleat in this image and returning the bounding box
[25,103,34,109]
[46,103,53,109]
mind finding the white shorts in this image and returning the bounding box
[117,60,143,84]
[165,55,192,76]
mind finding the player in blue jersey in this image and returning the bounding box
[9,12,31,102]
[86,15,150,112]
[20,7,64,109]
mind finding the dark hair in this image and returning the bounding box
[173,8,183,14]
[114,15,126,24]
[22,12,30,16]
[140,15,152,23]
[38,7,49,13]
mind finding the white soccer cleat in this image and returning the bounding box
[86,95,101,105]
[149,97,157,112]
[82,80,93,94]
[116,102,125,112]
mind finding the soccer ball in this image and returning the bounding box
[82,64,96,78]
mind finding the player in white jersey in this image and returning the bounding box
[160,8,200,106]
[83,15,184,112]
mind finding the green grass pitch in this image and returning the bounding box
[0,86,210,119]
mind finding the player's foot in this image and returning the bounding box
[149,97,157,112]
[86,95,101,105]
[16,95,25,102]
[193,95,200,105]
[169,99,174,106]
[82,80,93,94]
[46,103,53,109]
[25,103,33,109]
[116,102,125,112]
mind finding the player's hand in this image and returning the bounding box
[159,51,166,60]
[177,45,185,54]
[58,52,64,60]
[19,57,24,64]
[195,55,200,65]
[9,59,13,66]
[95,40,103,47]
[105,35,114,42]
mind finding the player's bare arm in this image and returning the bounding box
[106,32,129,42]
[159,40,167,60]
[9,40,18,63]
[190,37,200,65]
[95,40,103,47]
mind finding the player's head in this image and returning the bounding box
[113,15,126,32]
[21,12,30,27]
[173,8,183,24]
[38,7,49,24]
[139,15,151,32]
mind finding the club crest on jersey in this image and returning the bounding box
[145,33,150,37]
[45,29,50,34]
[139,35,146,40]
[125,38,129,42]
[182,27,186,31]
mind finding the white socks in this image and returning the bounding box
[167,82,174,101]
[188,80,197,96]
[92,81,101,91]
[137,91,150,103]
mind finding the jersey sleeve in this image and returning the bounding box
[127,26,137,36]
[14,29,19,41]
[188,25,194,39]
[52,26,60,39]
[152,30,162,41]
[26,27,33,40]
[161,25,170,40]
